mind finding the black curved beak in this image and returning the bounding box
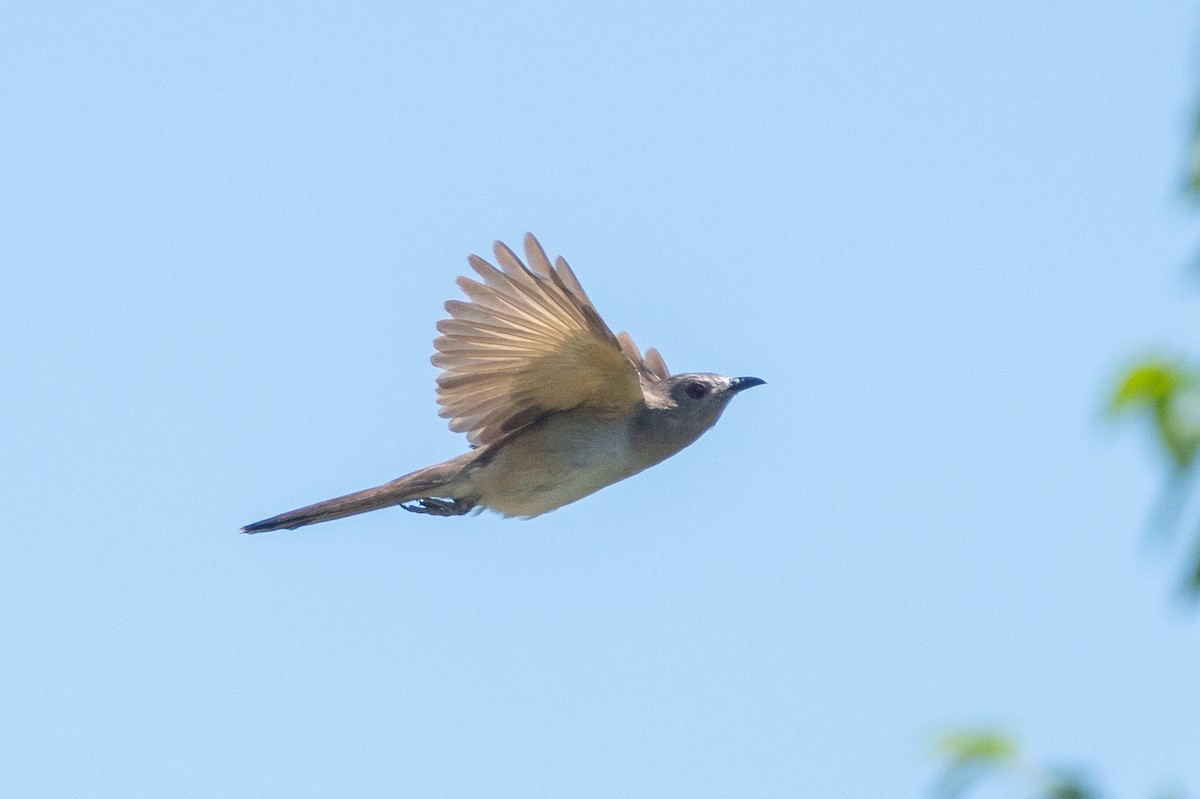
[729,376,766,393]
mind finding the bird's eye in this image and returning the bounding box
[684,381,709,400]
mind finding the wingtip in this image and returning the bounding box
[492,238,519,263]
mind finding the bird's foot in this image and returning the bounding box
[401,497,476,516]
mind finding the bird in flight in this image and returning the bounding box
[242,234,763,532]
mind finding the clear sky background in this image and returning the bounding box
[4,2,1200,797]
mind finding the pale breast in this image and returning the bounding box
[469,413,639,517]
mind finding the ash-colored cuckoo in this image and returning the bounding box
[242,234,763,533]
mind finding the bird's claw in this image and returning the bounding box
[401,497,476,516]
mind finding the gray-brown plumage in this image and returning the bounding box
[242,234,763,533]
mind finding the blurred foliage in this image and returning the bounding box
[926,48,1199,799]
[936,730,1019,764]
[1189,108,1200,195]
[1110,375,1200,597]
[1108,100,1200,597]
[928,729,1021,799]
[928,729,1099,799]
[928,730,1185,799]
[1110,360,1200,472]
[1109,355,1200,585]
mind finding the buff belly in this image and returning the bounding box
[468,415,638,518]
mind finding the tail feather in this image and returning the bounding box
[241,455,474,533]
[241,483,411,533]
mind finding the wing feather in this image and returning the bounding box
[643,347,670,381]
[433,233,653,446]
[617,331,670,382]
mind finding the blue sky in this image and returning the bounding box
[4,1,1200,796]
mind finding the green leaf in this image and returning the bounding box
[1110,361,1183,414]
[1111,359,1200,471]
[933,729,1017,765]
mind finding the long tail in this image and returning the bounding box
[241,454,475,533]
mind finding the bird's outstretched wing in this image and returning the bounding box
[433,233,656,446]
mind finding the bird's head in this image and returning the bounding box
[643,373,765,438]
